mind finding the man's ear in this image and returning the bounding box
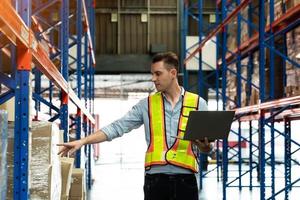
[171,68,177,77]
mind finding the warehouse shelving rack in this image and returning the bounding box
[180,0,223,190]
[182,0,300,199]
[0,0,96,199]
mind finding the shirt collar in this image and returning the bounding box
[180,87,185,96]
[161,86,185,98]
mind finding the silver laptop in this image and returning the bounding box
[182,111,235,141]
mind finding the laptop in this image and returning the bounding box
[182,111,235,141]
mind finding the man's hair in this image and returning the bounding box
[152,52,179,72]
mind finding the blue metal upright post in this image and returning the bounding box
[221,0,227,112]
[75,0,83,168]
[87,0,93,189]
[60,0,70,142]
[197,0,205,190]
[238,120,242,190]
[181,1,189,88]
[91,0,96,119]
[83,5,90,188]
[197,0,204,98]
[221,1,228,199]
[215,2,221,181]
[284,117,291,200]
[268,1,276,198]
[34,69,41,119]
[236,0,243,191]
[249,121,253,190]
[258,0,266,199]
[14,1,31,199]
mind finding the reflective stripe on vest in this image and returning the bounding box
[145,93,168,168]
[145,91,199,172]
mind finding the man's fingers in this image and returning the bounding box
[58,146,66,155]
[57,143,74,148]
[69,149,76,156]
[61,150,69,157]
[58,147,69,156]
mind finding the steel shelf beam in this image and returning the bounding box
[235,95,300,114]
[239,108,300,121]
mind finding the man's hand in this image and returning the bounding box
[57,140,84,157]
[193,137,212,153]
[57,130,108,157]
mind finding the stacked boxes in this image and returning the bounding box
[226,52,261,109]
[6,121,62,199]
[286,27,300,97]
[226,64,237,110]
[0,110,8,200]
[250,53,260,105]
[0,98,15,122]
[225,0,299,108]
[265,0,283,25]
[286,0,300,9]
[69,168,86,200]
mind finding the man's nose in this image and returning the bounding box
[151,75,156,82]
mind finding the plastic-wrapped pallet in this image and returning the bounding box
[0,110,8,200]
[30,121,62,200]
[6,121,62,200]
[6,122,14,199]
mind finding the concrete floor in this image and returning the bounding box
[90,159,300,200]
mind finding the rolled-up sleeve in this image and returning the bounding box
[198,97,208,111]
[100,100,144,141]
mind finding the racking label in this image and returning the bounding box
[20,26,29,45]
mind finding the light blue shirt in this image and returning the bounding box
[101,87,208,174]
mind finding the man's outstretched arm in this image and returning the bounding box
[57,130,108,156]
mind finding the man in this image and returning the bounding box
[58,52,212,200]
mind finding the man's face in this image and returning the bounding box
[151,61,177,92]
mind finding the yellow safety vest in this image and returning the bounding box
[145,91,199,172]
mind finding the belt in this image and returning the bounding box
[145,173,195,179]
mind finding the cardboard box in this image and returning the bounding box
[0,50,12,74]
[69,168,85,198]
[60,157,75,200]
[286,0,300,9]
[0,98,15,122]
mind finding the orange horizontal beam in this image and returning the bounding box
[0,34,10,49]
[234,95,300,115]
[82,0,96,66]
[0,0,95,124]
[0,1,32,47]
[218,3,300,66]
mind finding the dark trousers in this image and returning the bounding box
[144,173,199,200]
